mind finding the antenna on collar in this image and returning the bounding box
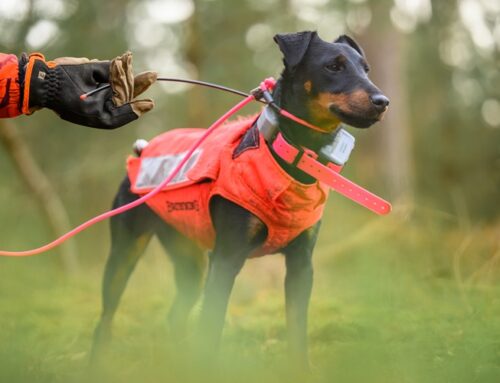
[255,106,279,142]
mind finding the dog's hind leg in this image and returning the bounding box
[91,178,156,361]
[155,226,207,342]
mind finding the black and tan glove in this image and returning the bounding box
[20,52,156,129]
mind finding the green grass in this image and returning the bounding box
[1,202,499,382]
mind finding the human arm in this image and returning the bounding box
[0,51,156,129]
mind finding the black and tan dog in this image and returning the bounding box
[91,31,388,368]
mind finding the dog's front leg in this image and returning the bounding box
[282,222,321,371]
[196,248,247,350]
[195,197,265,356]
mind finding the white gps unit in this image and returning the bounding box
[319,128,355,166]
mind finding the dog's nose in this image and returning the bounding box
[370,94,390,111]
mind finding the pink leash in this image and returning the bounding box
[0,94,256,256]
[0,77,391,257]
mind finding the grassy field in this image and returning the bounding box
[1,200,499,383]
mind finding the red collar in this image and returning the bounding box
[270,132,392,215]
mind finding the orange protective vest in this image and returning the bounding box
[127,117,329,256]
[0,53,22,118]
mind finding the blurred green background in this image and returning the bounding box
[1,0,499,382]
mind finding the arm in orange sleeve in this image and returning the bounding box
[0,53,24,118]
[0,52,156,128]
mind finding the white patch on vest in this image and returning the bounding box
[135,149,203,190]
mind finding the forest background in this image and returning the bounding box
[0,0,499,382]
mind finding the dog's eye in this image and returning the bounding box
[325,62,344,72]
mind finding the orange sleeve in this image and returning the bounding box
[0,53,22,118]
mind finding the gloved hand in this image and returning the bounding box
[20,52,156,129]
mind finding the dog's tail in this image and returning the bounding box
[132,139,149,156]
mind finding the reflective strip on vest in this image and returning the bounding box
[135,149,203,190]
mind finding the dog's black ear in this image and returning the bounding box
[274,31,317,73]
[334,35,365,57]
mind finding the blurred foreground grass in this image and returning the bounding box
[1,201,499,383]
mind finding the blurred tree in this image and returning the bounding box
[0,121,79,271]
[355,0,414,204]
[406,0,500,220]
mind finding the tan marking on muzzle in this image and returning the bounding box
[306,93,345,130]
[316,90,372,115]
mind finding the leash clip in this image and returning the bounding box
[250,87,265,102]
[250,77,277,104]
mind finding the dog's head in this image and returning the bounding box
[274,31,389,131]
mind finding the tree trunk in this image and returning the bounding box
[0,121,79,272]
[185,0,209,126]
[358,3,414,205]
